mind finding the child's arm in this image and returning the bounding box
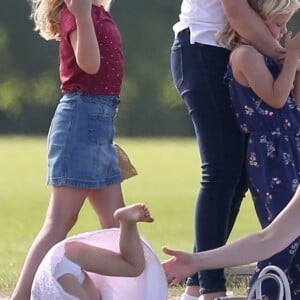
[163,186,300,285]
[221,0,284,59]
[64,0,100,74]
[233,33,300,108]
[294,71,300,107]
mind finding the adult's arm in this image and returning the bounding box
[221,0,284,58]
[163,186,300,285]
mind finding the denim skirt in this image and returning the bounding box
[47,92,122,189]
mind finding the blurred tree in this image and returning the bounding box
[112,0,192,136]
[0,1,298,136]
[0,1,59,133]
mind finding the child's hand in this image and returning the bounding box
[275,44,286,63]
[297,59,300,72]
[64,0,92,18]
[285,32,300,57]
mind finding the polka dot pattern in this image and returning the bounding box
[59,5,124,95]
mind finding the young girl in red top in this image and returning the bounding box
[12,0,129,299]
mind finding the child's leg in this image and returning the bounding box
[64,204,154,278]
[57,273,99,300]
[11,187,88,300]
[114,203,154,276]
[88,184,125,228]
[82,274,100,300]
[57,274,89,300]
[54,253,99,300]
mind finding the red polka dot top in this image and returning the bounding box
[59,5,124,95]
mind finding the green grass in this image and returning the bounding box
[0,136,260,295]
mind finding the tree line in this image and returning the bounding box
[0,2,299,136]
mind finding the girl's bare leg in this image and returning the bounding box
[57,274,90,300]
[11,187,88,300]
[64,203,154,278]
[58,204,153,299]
[114,203,154,276]
[57,273,100,300]
[88,184,125,228]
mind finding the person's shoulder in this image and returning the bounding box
[59,7,76,36]
[229,44,265,85]
[231,44,264,68]
[60,6,71,18]
[232,44,262,60]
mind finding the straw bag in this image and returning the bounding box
[114,144,138,180]
[247,265,291,300]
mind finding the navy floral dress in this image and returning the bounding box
[225,55,300,298]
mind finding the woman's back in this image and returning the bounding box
[173,0,227,46]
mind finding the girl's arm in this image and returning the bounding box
[163,186,300,285]
[232,33,300,108]
[294,71,300,107]
[65,0,100,74]
[221,0,284,59]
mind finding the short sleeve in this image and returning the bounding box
[59,8,77,39]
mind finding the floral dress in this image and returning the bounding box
[225,55,300,298]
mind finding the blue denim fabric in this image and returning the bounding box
[170,29,248,293]
[47,92,122,189]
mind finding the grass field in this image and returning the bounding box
[0,136,260,297]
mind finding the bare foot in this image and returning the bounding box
[114,203,154,223]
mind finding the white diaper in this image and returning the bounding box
[53,255,85,284]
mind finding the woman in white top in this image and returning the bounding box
[170,1,284,299]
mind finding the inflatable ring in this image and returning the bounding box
[31,228,168,300]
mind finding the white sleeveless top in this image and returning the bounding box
[173,0,227,47]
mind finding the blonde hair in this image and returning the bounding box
[217,0,300,49]
[29,0,113,41]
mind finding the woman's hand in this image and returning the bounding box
[162,247,197,285]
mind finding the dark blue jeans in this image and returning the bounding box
[170,29,248,294]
